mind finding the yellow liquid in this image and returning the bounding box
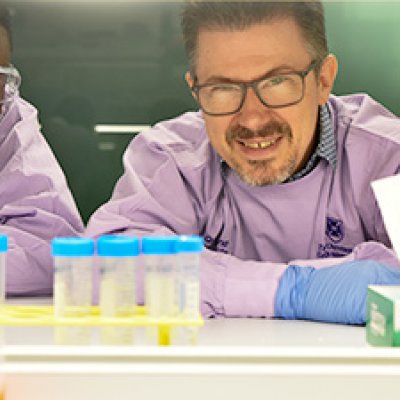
[0,377,5,400]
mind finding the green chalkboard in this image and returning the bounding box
[325,2,400,115]
[6,1,400,222]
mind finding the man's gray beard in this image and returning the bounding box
[225,119,295,185]
[234,157,297,186]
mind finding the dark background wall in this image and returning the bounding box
[325,1,400,115]
[6,1,400,222]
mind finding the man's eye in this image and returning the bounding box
[263,76,287,87]
[210,84,238,93]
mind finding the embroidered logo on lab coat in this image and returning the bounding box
[317,217,352,258]
[326,216,345,243]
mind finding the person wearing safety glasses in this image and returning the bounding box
[0,5,83,296]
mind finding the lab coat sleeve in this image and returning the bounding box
[0,98,84,295]
[199,249,287,318]
[200,240,400,318]
[86,123,206,239]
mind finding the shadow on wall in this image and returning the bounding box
[43,95,115,223]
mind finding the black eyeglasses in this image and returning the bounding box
[191,60,318,116]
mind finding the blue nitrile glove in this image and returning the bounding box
[275,260,400,324]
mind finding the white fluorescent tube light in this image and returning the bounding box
[94,124,151,134]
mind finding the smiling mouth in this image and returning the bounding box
[239,137,279,149]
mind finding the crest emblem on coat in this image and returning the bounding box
[326,216,344,243]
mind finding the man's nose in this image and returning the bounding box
[235,87,271,132]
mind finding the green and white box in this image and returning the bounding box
[367,285,400,346]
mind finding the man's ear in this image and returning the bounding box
[185,71,197,100]
[185,71,193,87]
[318,54,338,105]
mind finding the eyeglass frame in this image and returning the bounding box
[190,60,319,116]
[0,64,21,104]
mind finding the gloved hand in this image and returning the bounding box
[275,260,400,324]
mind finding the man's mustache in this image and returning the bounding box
[227,120,292,144]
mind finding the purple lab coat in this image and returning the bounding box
[0,96,84,295]
[86,94,400,317]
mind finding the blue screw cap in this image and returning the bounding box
[0,235,8,252]
[141,236,179,255]
[52,237,95,257]
[176,236,204,253]
[97,235,140,257]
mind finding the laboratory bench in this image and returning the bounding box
[1,297,400,400]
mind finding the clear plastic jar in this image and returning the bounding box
[142,236,179,345]
[176,236,203,318]
[173,235,204,345]
[52,237,94,345]
[0,235,7,398]
[0,235,7,306]
[98,235,139,345]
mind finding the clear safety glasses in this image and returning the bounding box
[0,65,21,105]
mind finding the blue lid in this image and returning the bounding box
[97,235,140,257]
[0,235,7,252]
[141,236,179,255]
[52,237,95,257]
[176,235,204,253]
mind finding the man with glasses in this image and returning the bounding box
[87,1,400,324]
[0,5,83,295]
